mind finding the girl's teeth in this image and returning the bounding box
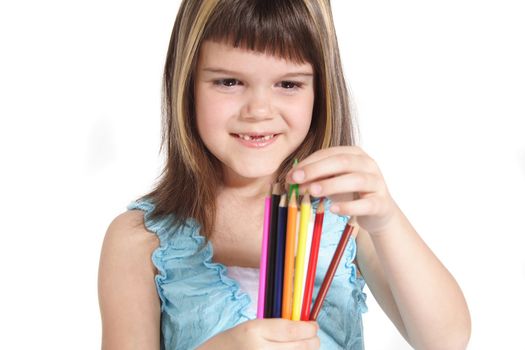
[238,134,275,141]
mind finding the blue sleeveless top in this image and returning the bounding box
[127,197,368,350]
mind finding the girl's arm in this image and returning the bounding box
[99,212,321,350]
[356,207,471,349]
[98,211,161,350]
[285,146,471,349]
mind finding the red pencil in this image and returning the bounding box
[309,217,359,320]
[301,197,325,320]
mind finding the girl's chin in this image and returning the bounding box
[225,162,280,180]
[232,167,275,179]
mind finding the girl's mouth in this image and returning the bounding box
[233,133,277,141]
[231,133,280,148]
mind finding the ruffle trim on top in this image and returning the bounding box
[127,199,252,320]
[127,200,171,309]
[187,223,253,320]
[316,197,368,315]
[353,277,368,314]
[343,239,368,314]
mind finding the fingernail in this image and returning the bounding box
[331,205,340,213]
[292,170,305,182]
[310,184,321,196]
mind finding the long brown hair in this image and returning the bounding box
[138,0,360,241]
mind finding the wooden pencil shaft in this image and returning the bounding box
[264,186,281,317]
[301,208,325,320]
[310,223,354,320]
[281,191,297,319]
[291,194,311,320]
[257,193,271,319]
[273,200,288,317]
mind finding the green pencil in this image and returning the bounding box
[289,158,299,199]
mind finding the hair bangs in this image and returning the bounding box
[201,0,318,65]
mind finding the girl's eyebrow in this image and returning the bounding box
[202,67,313,78]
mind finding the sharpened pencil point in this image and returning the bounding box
[289,189,297,208]
[317,197,325,213]
[349,217,359,238]
[279,193,287,207]
[272,183,282,195]
[301,193,311,206]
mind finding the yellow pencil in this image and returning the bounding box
[301,207,315,306]
[292,193,311,320]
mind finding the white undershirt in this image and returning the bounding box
[225,266,260,317]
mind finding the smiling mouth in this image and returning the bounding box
[231,133,279,141]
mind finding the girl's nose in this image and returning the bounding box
[241,89,274,120]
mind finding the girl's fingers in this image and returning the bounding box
[330,196,383,216]
[291,146,364,171]
[300,173,383,198]
[272,336,321,349]
[259,319,318,342]
[286,152,377,184]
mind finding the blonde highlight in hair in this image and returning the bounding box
[172,0,219,173]
[139,0,360,242]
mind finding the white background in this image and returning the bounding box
[1,0,524,349]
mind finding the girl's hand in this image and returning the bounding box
[197,319,320,350]
[286,146,399,235]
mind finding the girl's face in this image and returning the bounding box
[194,40,315,183]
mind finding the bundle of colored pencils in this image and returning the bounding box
[257,175,359,321]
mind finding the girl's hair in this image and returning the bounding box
[138,0,360,240]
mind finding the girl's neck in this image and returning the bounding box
[219,169,276,201]
[218,182,269,202]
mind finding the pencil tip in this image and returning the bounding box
[301,192,310,205]
[289,190,297,207]
[349,217,360,237]
[317,197,325,213]
[280,193,287,206]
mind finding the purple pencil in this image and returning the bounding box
[257,185,272,318]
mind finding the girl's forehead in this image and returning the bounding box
[197,40,312,72]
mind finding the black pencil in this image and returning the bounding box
[273,193,288,317]
[264,183,281,318]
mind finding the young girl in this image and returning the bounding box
[98,0,471,349]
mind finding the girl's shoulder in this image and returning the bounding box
[101,210,161,273]
[109,209,160,245]
[98,210,161,346]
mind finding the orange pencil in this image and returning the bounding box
[281,190,298,319]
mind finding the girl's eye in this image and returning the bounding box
[279,81,303,90]
[212,79,303,90]
[213,79,241,88]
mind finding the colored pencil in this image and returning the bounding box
[257,185,272,319]
[291,193,311,320]
[273,193,288,317]
[264,183,281,318]
[281,190,298,319]
[301,198,325,320]
[289,158,299,200]
[309,217,359,320]
[300,205,315,310]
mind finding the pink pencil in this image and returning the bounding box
[257,185,272,318]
